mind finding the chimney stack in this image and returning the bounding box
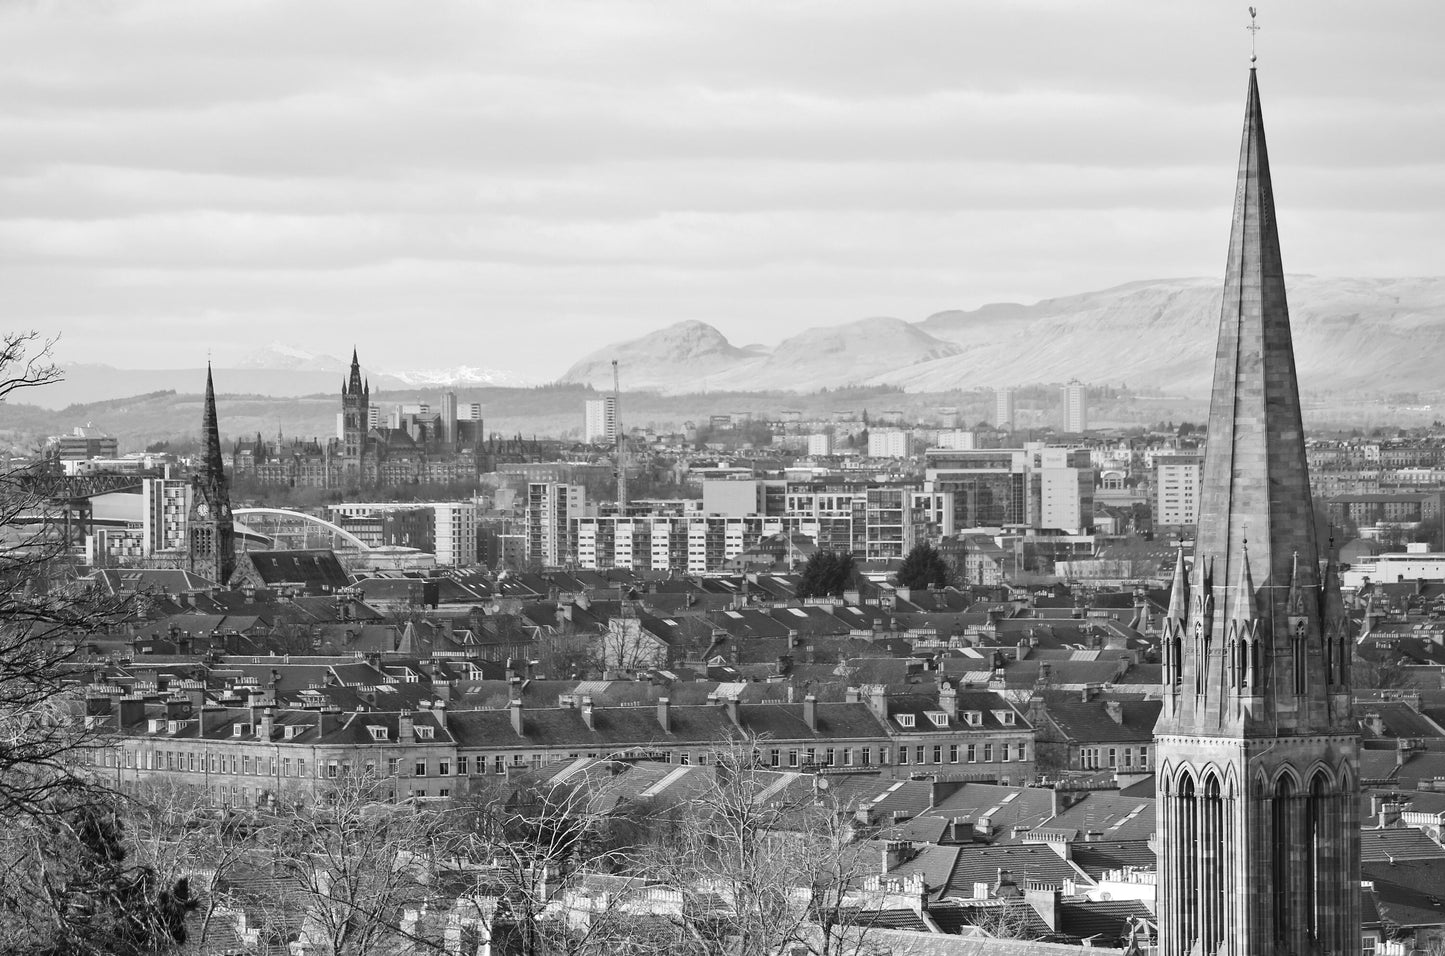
[657,697,671,733]
[510,699,524,736]
[580,696,595,731]
[803,694,817,732]
[399,711,415,743]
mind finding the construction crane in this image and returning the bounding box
[612,359,628,514]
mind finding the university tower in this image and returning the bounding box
[1153,68,1360,955]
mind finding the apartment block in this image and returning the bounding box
[1154,454,1204,529]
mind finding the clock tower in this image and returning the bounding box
[188,364,236,584]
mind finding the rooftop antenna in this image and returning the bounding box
[612,359,628,514]
[1247,7,1260,64]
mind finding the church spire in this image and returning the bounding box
[1197,68,1320,623]
[201,362,226,486]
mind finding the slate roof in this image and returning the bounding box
[237,550,352,591]
[1057,898,1151,944]
[1032,792,1156,842]
[1067,840,1157,882]
[924,784,1059,837]
[890,844,1090,899]
[1038,698,1162,744]
[1363,859,1445,930]
[1360,826,1445,862]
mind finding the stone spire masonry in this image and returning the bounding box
[1153,67,1359,956]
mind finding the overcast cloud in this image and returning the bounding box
[2,0,1442,379]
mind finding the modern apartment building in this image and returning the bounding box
[994,387,1015,431]
[925,443,1092,534]
[526,482,588,567]
[327,501,479,567]
[584,397,618,444]
[1061,381,1088,433]
[1154,454,1204,529]
[867,429,911,459]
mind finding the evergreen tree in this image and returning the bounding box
[797,551,856,599]
[896,542,952,590]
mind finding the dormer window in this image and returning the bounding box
[996,711,1016,726]
[964,711,983,727]
[168,720,181,734]
[148,718,163,733]
[283,725,301,740]
[415,726,435,740]
[895,714,916,728]
[232,723,251,738]
[368,726,389,741]
[926,711,949,728]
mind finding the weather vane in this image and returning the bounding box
[1247,7,1260,63]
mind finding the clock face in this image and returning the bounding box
[197,502,210,518]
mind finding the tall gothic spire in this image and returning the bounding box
[347,347,364,396]
[1197,67,1320,629]
[201,362,226,487]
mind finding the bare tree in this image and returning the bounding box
[0,333,157,953]
[250,774,452,956]
[641,740,891,956]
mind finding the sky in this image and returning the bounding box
[2,0,1442,382]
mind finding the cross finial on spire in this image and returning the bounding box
[1247,7,1260,64]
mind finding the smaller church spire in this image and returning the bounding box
[1166,544,1189,623]
[201,362,226,485]
[1229,543,1256,623]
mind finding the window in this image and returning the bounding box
[269,757,277,776]
[187,753,195,772]
[1139,748,1149,770]
[416,727,434,740]
[1108,748,1117,768]
[414,760,427,777]
[437,788,450,798]
[1017,743,1027,762]
[680,752,690,765]
[932,746,942,764]
[843,749,854,767]
[769,749,780,768]
[1123,749,1133,768]
[949,745,959,764]
[967,744,977,763]
[896,747,907,765]
[1002,745,1011,762]
[369,726,388,741]
[895,714,916,728]
[915,745,925,764]
[860,748,870,766]
[789,751,799,768]
[388,757,399,776]
[494,756,505,774]
[326,761,338,779]
[439,760,451,776]
[1362,936,1378,956]
[298,759,306,777]
[243,756,253,775]
[457,756,469,775]
[983,744,993,762]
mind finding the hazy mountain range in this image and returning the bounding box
[560,276,1445,397]
[34,276,1444,410]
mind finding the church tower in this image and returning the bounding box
[188,365,236,584]
[1153,67,1359,956]
[340,347,369,485]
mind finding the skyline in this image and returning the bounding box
[3,1,1442,379]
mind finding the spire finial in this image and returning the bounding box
[1247,7,1260,64]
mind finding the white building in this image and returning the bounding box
[995,387,1015,431]
[934,430,976,451]
[584,398,618,444]
[1031,445,1094,534]
[807,433,833,456]
[1061,381,1088,433]
[1155,454,1204,528]
[867,429,911,459]
[326,501,479,566]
